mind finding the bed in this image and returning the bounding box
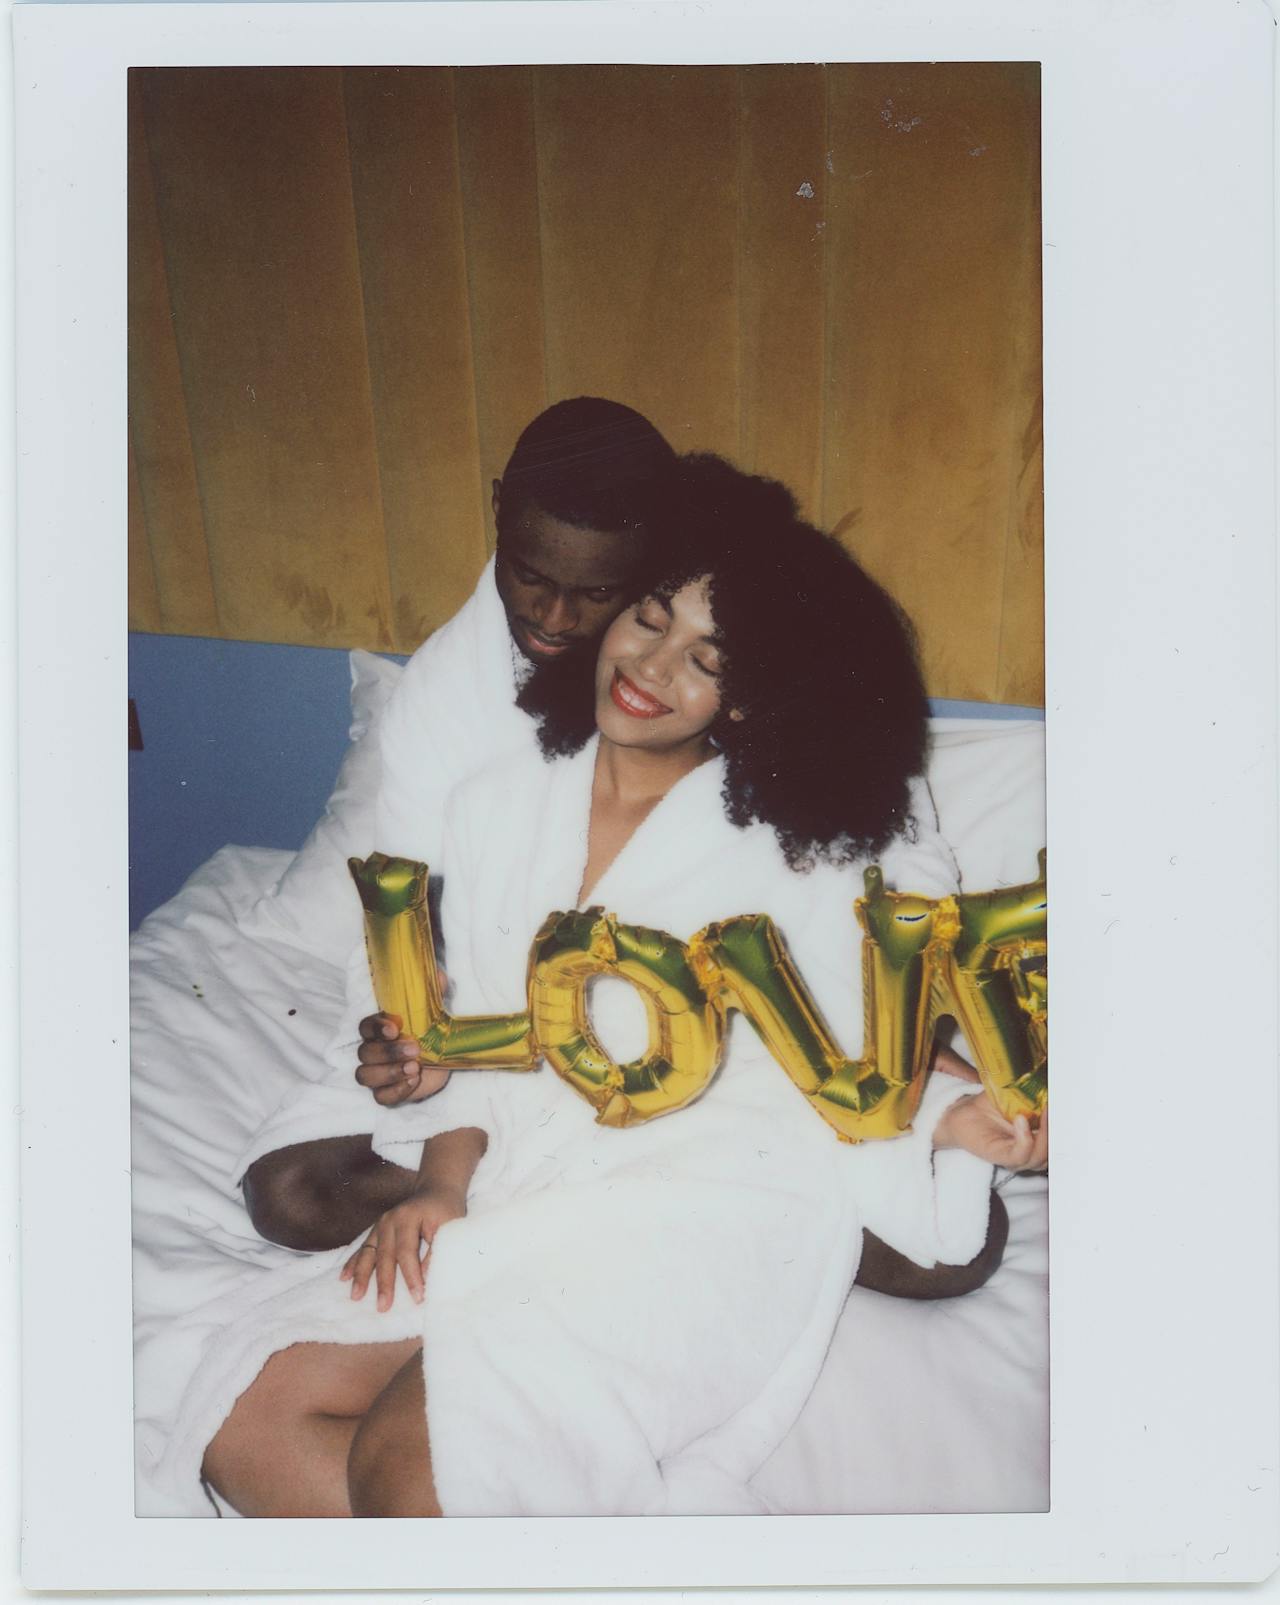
[130,653,1048,1517]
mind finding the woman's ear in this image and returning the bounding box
[727,707,745,723]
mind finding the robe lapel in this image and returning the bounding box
[520,737,599,926]
[588,753,728,912]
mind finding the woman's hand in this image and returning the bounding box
[339,1184,467,1311]
[931,1042,981,1084]
[933,1090,1049,1171]
[354,1011,452,1107]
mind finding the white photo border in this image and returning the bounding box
[15,0,1279,1591]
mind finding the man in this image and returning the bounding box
[241,397,1006,1297]
[241,397,675,1247]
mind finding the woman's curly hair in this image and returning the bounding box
[517,453,930,870]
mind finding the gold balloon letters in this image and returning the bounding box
[349,855,536,1070]
[529,910,724,1128]
[350,851,1048,1142]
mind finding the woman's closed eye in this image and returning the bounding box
[627,593,721,678]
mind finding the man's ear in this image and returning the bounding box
[491,478,502,525]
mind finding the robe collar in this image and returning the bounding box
[528,735,729,920]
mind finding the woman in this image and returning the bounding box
[169,455,1045,1518]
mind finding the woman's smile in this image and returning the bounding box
[609,670,672,720]
[593,579,723,756]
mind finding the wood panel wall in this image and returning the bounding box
[128,62,1043,705]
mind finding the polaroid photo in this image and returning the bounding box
[14,0,1277,1594]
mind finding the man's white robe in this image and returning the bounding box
[161,740,993,1516]
[374,555,532,866]
[239,555,534,1168]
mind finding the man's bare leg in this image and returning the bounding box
[243,1137,418,1251]
[202,1337,421,1517]
[855,1189,1009,1300]
[851,1036,1015,1300]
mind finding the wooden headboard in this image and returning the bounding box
[128,62,1043,705]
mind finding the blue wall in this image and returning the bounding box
[127,632,1042,930]
[127,634,406,928]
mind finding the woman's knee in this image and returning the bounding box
[347,1356,440,1518]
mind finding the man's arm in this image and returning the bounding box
[246,1005,1020,1297]
[249,570,512,1254]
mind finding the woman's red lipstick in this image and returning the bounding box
[610,670,671,719]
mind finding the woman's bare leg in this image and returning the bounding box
[348,1351,439,1517]
[203,1338,421,1517]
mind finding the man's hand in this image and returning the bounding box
[933,1090,1049,1171]
[339,1183,468,1311]
[355,1012,451,1107]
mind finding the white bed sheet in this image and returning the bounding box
[131,841,1048,1517]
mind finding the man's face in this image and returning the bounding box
[493,491,643,665]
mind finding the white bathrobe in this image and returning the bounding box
[160,740,993,1517]
[374,555,533,868]
[244,555,536,1156]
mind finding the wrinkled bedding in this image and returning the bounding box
[131,839,1048,1517]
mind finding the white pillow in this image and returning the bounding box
[237,649,404,967]
[925,718,1046,892]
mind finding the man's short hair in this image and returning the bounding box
[498,397,675,538]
